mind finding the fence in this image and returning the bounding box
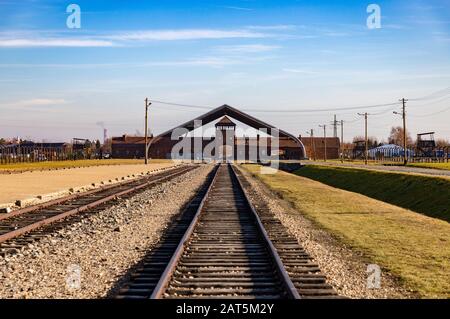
[341,146,449,163]
[0,145,98,165]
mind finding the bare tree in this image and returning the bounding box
[388,126,413,146]
[435,138,450,148]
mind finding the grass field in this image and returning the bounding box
[293,165,450,222]
[0,159,174,172]
[306,159,450,171]
[243,164,450,298]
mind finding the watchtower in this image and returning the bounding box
[215,116,236,162]
[416,132,436,157]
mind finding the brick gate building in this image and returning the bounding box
[112,104,306,160]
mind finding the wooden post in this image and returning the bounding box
[401,98,408,165]
[144,98,151,165]
[358,112,368,165]
[319,125,327,162]
[340,120,344,163]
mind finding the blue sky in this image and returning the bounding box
[0,0,449,142]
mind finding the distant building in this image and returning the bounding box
[111,135,147,159]
[298,136,340,160]
[352,140,366,159]
[368,144,413,159]
[112,104,306,160]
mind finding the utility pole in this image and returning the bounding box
[306,129,316,161]
[394,98,408,165]
[339,120,344,163]
[333,114,338,138]
[333,117,344,162]
[358,112,369,165]
[144,98,152,165]
[319,125,327,162]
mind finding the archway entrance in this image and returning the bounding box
[147,104,306,161]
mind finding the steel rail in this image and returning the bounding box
[0,165,195,244]
[150,163,300,299]
[150,164,220,299]
[230,164,301,299]
[0,165,186,222]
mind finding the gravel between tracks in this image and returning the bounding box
[0,164,213,299]
[237,165,414,299]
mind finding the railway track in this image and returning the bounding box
[0,164,197,254]
[116,164,338,299]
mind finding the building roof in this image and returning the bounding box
[234,136,299,148]
[368,144,413,156]
[111,135,152,144]
[215,116,236,127]
[370,144,404,150]
[299,136,340,148]
[154,104,304,153]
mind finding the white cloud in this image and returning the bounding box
[384,24,409,30]
[0,55,273,69]
[215,44,281,53]
[221,6,253,11]
[433,35,450,43]
[0,38,114,48]
[323,32,349,37]
[144,55,272,68]
[247,25,298,31]
[138,57,236,68]
[105,29,267,41]
[282,68,318,75]
[4,98,69,107]
[0,28,275,48]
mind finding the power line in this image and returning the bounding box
[408,94,450,107]
[149,100,212,110]
[371,105,401,116]
[150,86,450,113]
[150,99,401,113]
[409,86,450,101]
[345,117,362,124]
[409,105,450,117]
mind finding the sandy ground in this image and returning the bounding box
[0,163,178,208]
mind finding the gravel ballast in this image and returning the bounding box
[237,165,414,299]
[0,164,213,299]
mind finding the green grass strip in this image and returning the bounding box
[294,166,450,223]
